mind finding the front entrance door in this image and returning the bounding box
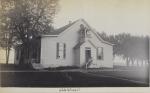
[85,48,91,62]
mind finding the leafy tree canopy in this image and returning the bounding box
[0,0,59,64]
[98,32,149,65]
[0,0,59,47]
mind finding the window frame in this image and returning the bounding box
[97,47,104,60]
[86,29,92,38]
[56,42,66,59]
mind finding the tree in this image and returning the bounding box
[0,0,59,64]
[0,29,12,64]
[98,32,149,67]
[0,1,14,64]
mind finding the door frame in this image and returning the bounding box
[85,47,91,62]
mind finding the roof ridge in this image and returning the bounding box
[44,19,79,35]
[55,19,78,31]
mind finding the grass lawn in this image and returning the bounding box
[86,66,149,84]
[0,64,149,87]
[1,71,149,87]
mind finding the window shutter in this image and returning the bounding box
[56,43,59,59]
[101,47,104,60]
[97,48,98,59]
[63,43,66,59]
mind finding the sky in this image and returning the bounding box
[53,0,150,36]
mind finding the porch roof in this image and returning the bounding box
[74,40,97,49]
[74,42,85,49]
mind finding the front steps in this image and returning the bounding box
[31,63,44,70]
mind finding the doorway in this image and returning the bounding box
[85,47,91,62]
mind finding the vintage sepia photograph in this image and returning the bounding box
[0,0,149,88]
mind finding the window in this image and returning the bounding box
[97,47,103,60]
[56,42,66,59]
[79,24,91,38]
[86,29,91,38]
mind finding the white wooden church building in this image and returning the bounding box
[34,19,114,69]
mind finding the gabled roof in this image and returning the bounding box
[44,20,78,35]
[42,19,114,46]
[74,41,85,49]
[74,40,97,49]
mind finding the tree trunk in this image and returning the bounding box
[126,58,130,67]
[5,48,8,64]
[6,48,10,64]
[141,60,144,66]
[5,46,10,64]
[131,60,134,66]
[19,43,30,65]
[137,60,139,67]
[19,45,25,65]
